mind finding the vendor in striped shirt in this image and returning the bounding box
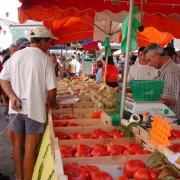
[144,43,180,124]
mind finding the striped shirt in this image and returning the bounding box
[156,60,180,119]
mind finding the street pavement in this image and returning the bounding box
[0,107,15,180]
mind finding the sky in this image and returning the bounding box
[0,0,21,21]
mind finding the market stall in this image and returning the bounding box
[32,77,180,180]
[17,1,180,179]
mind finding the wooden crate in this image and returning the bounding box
[54,136,150,180]
[135,125,180,148]
[48,110,104,128]
[53,125,115,134]
[58,137,135,146]
[51,108,96,116]
[101,111,113,125]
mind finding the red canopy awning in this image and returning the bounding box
[18,0,180,16]
[18,0,180,38]
[44,17,173,47]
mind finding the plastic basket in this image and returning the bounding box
[129,80,164,102]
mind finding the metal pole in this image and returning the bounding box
[120,0,134,119]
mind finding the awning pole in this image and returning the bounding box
[120,0,134,119]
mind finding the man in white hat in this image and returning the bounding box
[0,26,58,180]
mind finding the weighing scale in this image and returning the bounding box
[125,97,176,120]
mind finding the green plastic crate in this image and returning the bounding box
[130,80,164,102]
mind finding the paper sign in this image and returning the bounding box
[150,115,171,147]
[61,98,79,104]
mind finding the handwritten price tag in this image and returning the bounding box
[150,115,171,146]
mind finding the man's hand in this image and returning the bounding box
[11,98,21,112]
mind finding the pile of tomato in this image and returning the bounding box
[64,162,113,180]
[60,142,152,158]
[52,114,77,120]
[53,121,79,127]
[169,130,180,140]
[169,143,180,153]
[55,129,125,140]
[122,160,157,180]
[63,160,157,180]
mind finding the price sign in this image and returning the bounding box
[150,115,171,146]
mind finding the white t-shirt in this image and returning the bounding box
[0,47,57,123]
[69,59,81,73]
[128,63,158,81]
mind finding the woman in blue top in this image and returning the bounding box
[96,60,103,83]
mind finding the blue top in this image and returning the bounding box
[96,68,102,83]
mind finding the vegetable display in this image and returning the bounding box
[60,142,151,158]
[55,129,125,140]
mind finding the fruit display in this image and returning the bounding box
[53,121,79,127]
[59,142,152,158]
[55,129,125,140]
[52,114,77,120]
[57,77,117,108]
[169,130,180,140]
[64,162,113,180]
[170,143,180,153]
[91,85,117,109]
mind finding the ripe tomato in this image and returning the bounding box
[77,133,93,139]
[123,149,135,155]
[91,129,106,138]
[134,168,157,180]
[91,149,110,157]
[125,143,142,150]
[54,122,66,127]
[170,143,180,153]
[91,171,113,180]
[171,130,180,138]
[60,145,74,153]
[143,150,152,154]
[113,132,125,138]
[52,114,58,120]
[68,123,79,127]
[71,116,77,119]
[130,145,143,155]
[61,150,73,158]
[110,150,123,156]
[93,144,107,151]
[66,168,88,180]
[54,132,60,138]
[109,129,119,137]
[74,151,91,157]
[98,133,112,139]
[62,115,72,120]
[64,162,78,173]
[116,176,129,180]
[124,160,146,178]
[70,132,79,139]
[58,132,69,140]
[62,121,69,126]
[83,165,100,175]
[107,142,124,153]
[76,144,92,153]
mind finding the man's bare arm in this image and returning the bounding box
[0,80,17,99]
[47,88,56,106]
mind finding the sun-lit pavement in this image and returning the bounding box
[0,107,15,180]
